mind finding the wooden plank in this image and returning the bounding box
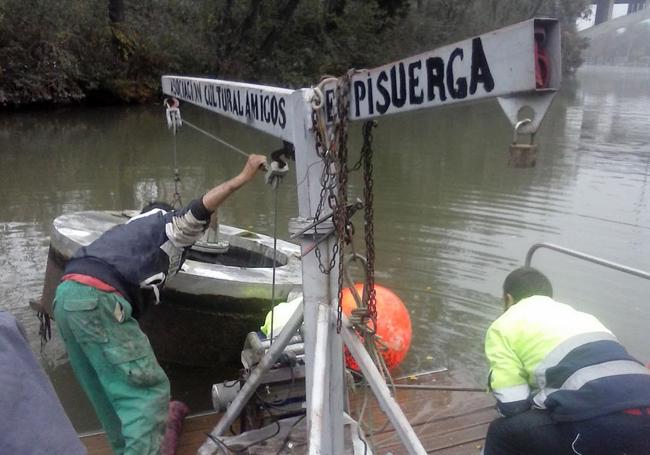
[347,381,496,455]
[348,387,495,433]
[81,382,497,455]
[80,412,222,454]
[80,434,111,455]
[372,409,495,453]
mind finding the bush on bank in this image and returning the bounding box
[0,0,590,108]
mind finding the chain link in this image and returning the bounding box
[333,71,354,333]
[361,120,377,324]
[167,100,183,209]
[311,107,338,274]
[171,129,183,208]
[309,71,377,334]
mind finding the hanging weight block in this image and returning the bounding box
[509,143,537,168]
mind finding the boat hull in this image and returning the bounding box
[37,210,302,367]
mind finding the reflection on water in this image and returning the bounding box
[0,67,649,431]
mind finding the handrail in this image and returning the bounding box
[525,242,650,281]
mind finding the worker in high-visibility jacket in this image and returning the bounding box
[484,267,650,455]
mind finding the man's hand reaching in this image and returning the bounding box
[239,154,268,183]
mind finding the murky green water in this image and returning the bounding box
[1,66,649,432]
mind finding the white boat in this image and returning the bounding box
[35,209,302,366]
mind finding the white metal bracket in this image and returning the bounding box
[497,91,556,135]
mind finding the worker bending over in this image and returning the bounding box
[54,154,267,455]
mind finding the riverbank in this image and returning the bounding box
[0,0,588,109]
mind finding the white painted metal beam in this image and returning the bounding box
[319,18,561,133]
[289,89,346,455]
[308,302,331,455]
[160,76,294,141]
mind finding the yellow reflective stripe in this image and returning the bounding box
[492,383,530,403]
[488,298,614,390]
[534,331,617,389]
[533,360,650,407]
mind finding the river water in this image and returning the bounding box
[1,66,649,432]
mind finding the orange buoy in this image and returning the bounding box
[341,283,412,371]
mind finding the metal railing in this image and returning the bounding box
[525,242,650,281]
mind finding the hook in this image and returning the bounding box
[165,97,182,132]
[513,118,532,143]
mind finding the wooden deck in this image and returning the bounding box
[81,370,496,454]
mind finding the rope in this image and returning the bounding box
[165,98,184,208]
[168,105,318,192]
[163,99,285,348]
[182,118,252,159]
[171,125,182,208]
[269,183,280,346]
[180,117,283,348]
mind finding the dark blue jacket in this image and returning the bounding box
[64,198,211,317]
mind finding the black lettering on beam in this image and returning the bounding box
[366,77,374,115]
[325,90,335,123]
[232,90,240,114]
[193,83,203,103]
[408,61,424,105]
[470,38,495,95]
[447,48,467,99]
[270,96,279,125]
[278,98,287,128]
[426,57,446,102]
[390,63,407,108]
[353,80,366,117]
[251,93,259,119]
[375,71,390,114]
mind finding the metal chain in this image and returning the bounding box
[165,98,184,209]
[309,72,377,333]
[171,128,183,209]
[345,121,378,338]
[333,71,355,333]
[311,87,339,275]
[361,120,377,323]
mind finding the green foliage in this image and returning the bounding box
[0,0,593,107]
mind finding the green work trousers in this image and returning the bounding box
[54,280,169,455]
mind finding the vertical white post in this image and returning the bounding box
[308,301,331,454]
[328,260,345,455]
[289,89,344,455]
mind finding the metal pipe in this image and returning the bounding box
[289,212,334,239]
[394,367,448,380]
[525,242,650,281]
[259,335,303,349]
[341,314,427,455]
[391,384,485,393]
[308,303,331,455]
[197,302,304,455]
[299,229,336,258]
